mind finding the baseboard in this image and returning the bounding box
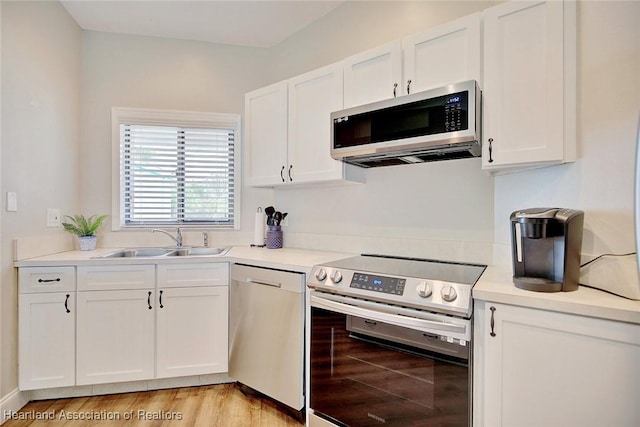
[0,389,30,425]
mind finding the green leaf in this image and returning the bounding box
[62,214,108,236]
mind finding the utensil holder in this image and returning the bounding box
[266,225,283,249]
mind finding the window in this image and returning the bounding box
[112,108,240,229]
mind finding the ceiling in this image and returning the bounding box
[60,0,344,49]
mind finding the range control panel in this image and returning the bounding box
[308,266,474,317]
[350,273,406,296]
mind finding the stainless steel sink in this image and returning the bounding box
[92,247,229,259]
[95,248,175,258]
[164,247,228,256]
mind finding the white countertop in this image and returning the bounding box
[474,265,640,324]
[14,246,354,276]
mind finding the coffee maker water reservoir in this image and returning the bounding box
[510,208,584,292]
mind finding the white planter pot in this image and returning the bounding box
[78,236,97,251]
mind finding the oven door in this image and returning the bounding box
[309,292,471,427]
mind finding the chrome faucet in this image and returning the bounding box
[151,228,183,247]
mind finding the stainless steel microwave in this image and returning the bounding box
[330,80,481,168]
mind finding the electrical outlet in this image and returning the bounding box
[47,208,61,227]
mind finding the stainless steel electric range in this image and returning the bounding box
[307,254,486,427]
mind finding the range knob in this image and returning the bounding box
[416,281,433,298]
[314,268,327,281]
[330,270,343,284]
[441,285,458,302]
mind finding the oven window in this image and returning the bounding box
[310,307,469,426]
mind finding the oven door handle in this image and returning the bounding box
[310,294,467,336]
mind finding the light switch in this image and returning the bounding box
[6,192,17,212]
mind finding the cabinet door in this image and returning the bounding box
[244,81,289,187]
[482,0,576,172]
[19,292,75,390]
[288,61,345,184]
[76,290,155,385]
[343,40,403,108]
[156,286,229,378]
[403,12,481,94]
[474,301,640,427]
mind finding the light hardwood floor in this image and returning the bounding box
[4,384,304,427]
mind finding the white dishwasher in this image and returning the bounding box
[229,263,305,412]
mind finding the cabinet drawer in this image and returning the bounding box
[19,267,76,293]
[157,262,229,288]
[77,265,155,291]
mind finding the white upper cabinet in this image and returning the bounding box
[342,13,481,108]
[245,64,364,187]
[482,0,576,173]
[403,12,482,94]
[244,81,288,187]
[343,40,403,108]
[288,61,351,184]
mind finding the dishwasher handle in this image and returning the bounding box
[231,263,305,293]
[246,278,281,288]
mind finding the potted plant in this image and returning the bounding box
[62,214,108,251]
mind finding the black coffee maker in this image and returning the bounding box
[510,208,584,292]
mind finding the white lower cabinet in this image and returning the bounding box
[156,263,229,378]
[18,262,230,391]
[76,289,156,385]
[18,266,76,390]
[19,292,76,390]
[156,286,228,378]
[474,301,640,427]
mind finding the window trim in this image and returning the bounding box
[111,107,242,231]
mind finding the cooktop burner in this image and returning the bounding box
[307,254,486,317]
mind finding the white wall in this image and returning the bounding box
[1,0,82,397]
[80,31,274,248]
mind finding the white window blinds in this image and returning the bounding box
[115,110,239,228]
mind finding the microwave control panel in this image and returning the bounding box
[444,91,466,132]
